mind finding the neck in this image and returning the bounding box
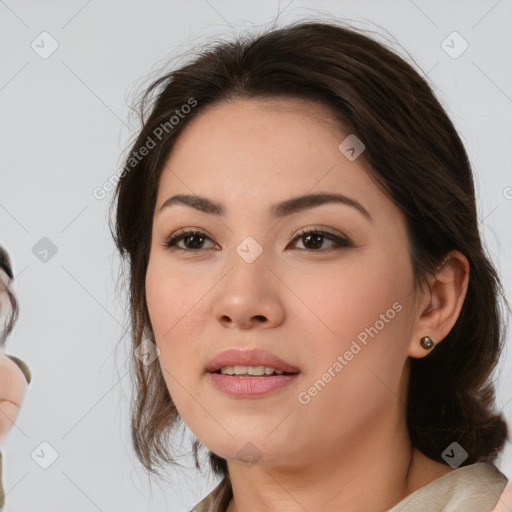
[225,414,451,512]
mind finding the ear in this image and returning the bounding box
[408,250,469,358]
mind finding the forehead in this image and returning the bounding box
[176,96,346,148]
[157,97,392,223]
[165,99,358,185]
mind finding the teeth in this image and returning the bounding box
[219,366,285,376]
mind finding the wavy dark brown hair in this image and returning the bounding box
[109,20,509,506]
[0,245,18,346]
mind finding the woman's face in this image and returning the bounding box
[146,98,420,468]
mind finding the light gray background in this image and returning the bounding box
[1,0,511,510]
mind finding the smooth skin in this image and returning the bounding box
[492,482,512,511]
[0,269,28,446]
[0,353,27,446]
[145,98,469,512]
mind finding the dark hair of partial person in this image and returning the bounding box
[109,19,509,507]
[0,245,18,346]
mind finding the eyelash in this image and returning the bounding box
[162,228,353,253]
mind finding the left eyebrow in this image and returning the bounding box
[158,192,372,222]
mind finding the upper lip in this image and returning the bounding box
[206,348,300,374]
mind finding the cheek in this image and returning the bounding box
[145,256,207,338]
[292,252,411,345]
[288,248,413,400]
[145,258,207,398]
[290,261,412,431]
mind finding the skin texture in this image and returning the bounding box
[145,98,470,512]
[492,482,512,511]
[0,354,27,445]
[0,268,28,446]
[0,253,31,510]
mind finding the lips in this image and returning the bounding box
[205,348,300,374]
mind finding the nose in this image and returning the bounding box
[211,250,285,330]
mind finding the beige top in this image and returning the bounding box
[192,462,508,512]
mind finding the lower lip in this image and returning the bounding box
[208,372,299,397]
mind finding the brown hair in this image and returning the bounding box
[0,246,27,511]
[0,245,18,346]
[110,19,509,502]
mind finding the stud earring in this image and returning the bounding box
[420,336,435,350]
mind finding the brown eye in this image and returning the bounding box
[162,228,352,253]
[163,230,215,250]
[290,229,353,251]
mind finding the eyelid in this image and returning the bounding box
[163,227,218,250]
[290,225,349,242]
[291,227,353,250]
[162,225,353,252]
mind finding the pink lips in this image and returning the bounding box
[205,348,300,398]
[205,348,300,374]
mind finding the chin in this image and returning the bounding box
[204,431,290,465]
